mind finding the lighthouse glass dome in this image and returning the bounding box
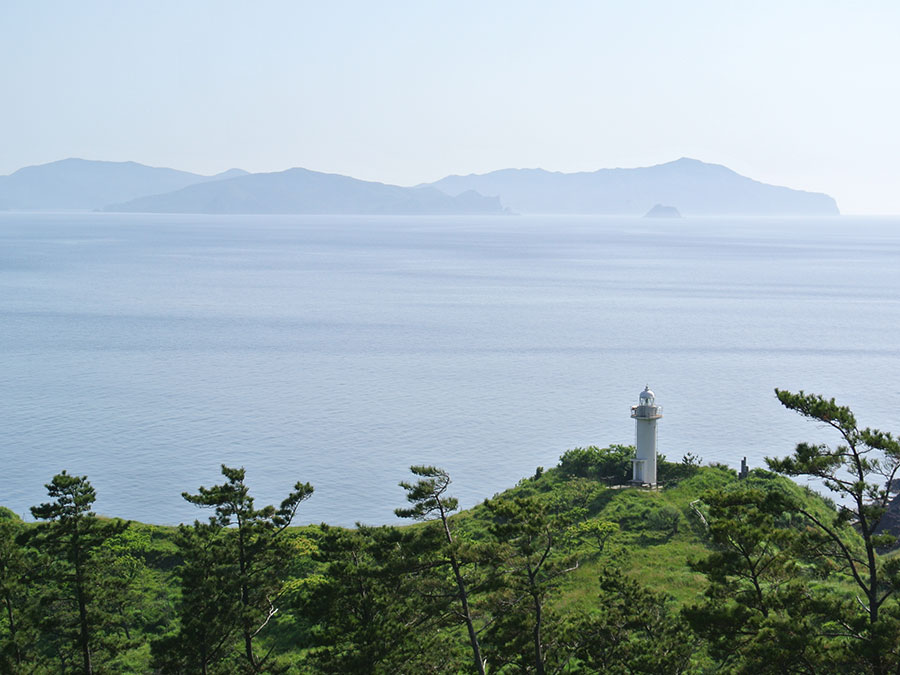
[632,386,662,418]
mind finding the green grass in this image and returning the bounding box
[456,459,845,611]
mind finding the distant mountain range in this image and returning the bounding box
[423,158,839,215]
[104,168,503,215]
[0,157,839,216]
[0,158,247,210]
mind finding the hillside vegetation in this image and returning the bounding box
[2,390,899,673]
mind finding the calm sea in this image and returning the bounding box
[2,212,899,526]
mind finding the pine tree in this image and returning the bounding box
[483,495,578,675]
[162,465,313,673]
[0,510,29,671]
[28,471,128,675]
[301,523,464,673]
[396,465,486,675]
[152,520,242,674]
[768,389,900,674]
[560,573,694,674]
[684,486,831,673]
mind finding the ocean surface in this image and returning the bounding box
[2,212,899,526]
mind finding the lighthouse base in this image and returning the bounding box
[631,459,657,486]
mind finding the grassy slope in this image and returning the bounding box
[450,460,847,609]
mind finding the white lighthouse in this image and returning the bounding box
[631,385,662,485]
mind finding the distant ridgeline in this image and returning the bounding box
[424,158,839,216]
[0,157,838,215]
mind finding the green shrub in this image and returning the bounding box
[658,454,702,484]
[647,505,681,535]
[558,445,635,484]
[0,506,20,521]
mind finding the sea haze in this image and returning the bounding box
[1,213,899,525]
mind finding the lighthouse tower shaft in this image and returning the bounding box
[631,386,662,485]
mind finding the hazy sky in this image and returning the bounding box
[3,1,899,213]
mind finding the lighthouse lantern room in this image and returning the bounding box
[631,385,662,485]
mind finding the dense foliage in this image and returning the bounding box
[3,390,900,673]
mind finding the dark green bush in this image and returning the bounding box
[557,445,635,484]
[657,454,702,484]
[0,506,20,521]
